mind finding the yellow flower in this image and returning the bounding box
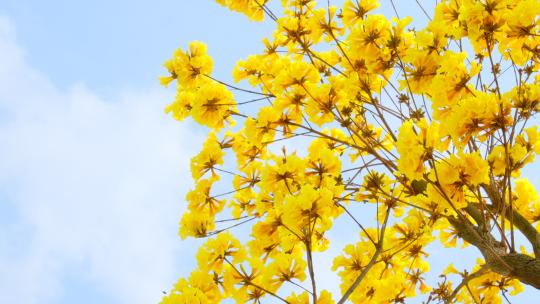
[282,185,337,240]
[432,152,489,209]
[229,187,257,218]
[265,251,307,288]
[347,14,391,61]
[432,0,466,39]
[342,0,380,27]
[191,83,236,129]
[273,60,321,94]
[179,211,215,239]
[215,0,266,21]
[506,83,540,118]
[165,89,194,121]
[243,108,279,147]
[396,120,427,181]
[161,41,213,89]
[488,143,533,177]
[516,126,540,155]
[304,83,341,126]
[429,51,481,119]
[317,290,335,304]
[447,91,511,146]
[514,178,540,218]
[499,0,540,65]
[160,286,209,304]
[190,132,225,181]
[260,153,306,197]
[286,292,309,304]
[168,270,221,303]
[306,144,342,186]
[159,59,176,87]
[233,54,266,85]
[186,178,225,215]
[397,119,448,181]
[308,6,343,43]
[196,231,246,272]
[400,49,439,94]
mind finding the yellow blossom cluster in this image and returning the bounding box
[159,0,540,303]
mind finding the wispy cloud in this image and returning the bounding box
[0,16,201,304]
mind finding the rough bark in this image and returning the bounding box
[411,179,540,289]
[448,214,540,290]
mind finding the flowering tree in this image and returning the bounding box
[159,0,540,303]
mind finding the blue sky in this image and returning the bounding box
[0,0,276,94]
[0,1,281,303]
[0,1,538,303]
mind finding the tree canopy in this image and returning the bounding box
[159,0,540,303]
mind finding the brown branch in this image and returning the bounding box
[447,214,540,290]
[447,266,489,303]
[337,207,391,304]
[481,183,540,258]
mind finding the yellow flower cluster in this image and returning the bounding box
[160,0,540,302]
[162,41,237,129]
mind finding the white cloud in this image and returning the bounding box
[0,16,202,304]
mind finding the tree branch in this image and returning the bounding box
[448,215,540,290]
[337,207,391,304]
